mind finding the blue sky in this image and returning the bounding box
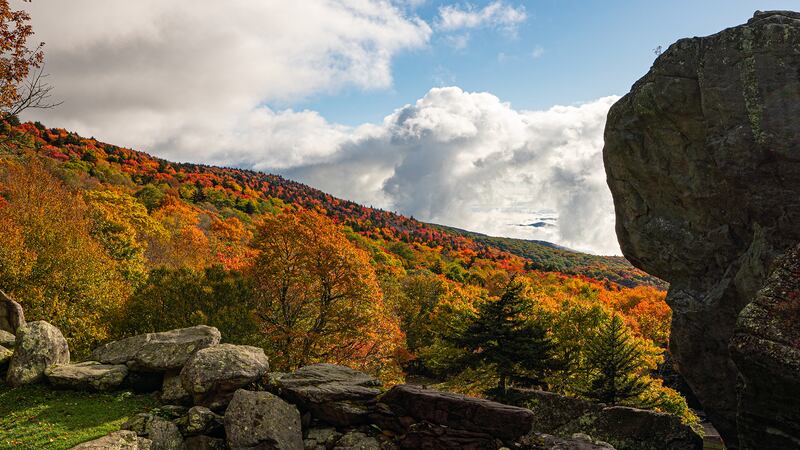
[296,0,800,125]
[23,0,799,254]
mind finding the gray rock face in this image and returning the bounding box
[184,435,225,450]
[524,390,701,450]
[376,384,534,444]
[123,414,185,450]
[6,320,70,386]
[0,329,15,347]
[162,371,192,405]
[273,363,381,426]
[603,10,800,447]
[304,427,342,450]
[332,431,380,450]
[0,290,24,334]
[45,361,128,391]
[730,244,800,449]
[180,344,269,411]
[532,434,615,450]
[224,389,304,450]
[147,417,186,450]
[70,431,152,450]
[92,326,221,372]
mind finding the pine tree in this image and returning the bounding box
[451,281,558,394]
[582,314,651,404]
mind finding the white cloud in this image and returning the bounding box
[21,0,431,151]
[531,45,545,59]
[437,1,527,33]
[196,88,620,255]
[18,1,621,255]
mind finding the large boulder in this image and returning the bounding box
[92,326,220,372]
[271,363,381,426]
[6,320,70,386]
[0,290,24,334]
[70,431,152,450]
[730,244,800,449]
[45,361,128,391]
[524,390,701,450]
[603,10,800,447]
[180,343,269,411]
[377,384,534,443]
[224,389,304,450]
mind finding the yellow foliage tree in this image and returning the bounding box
[0,158,129,354]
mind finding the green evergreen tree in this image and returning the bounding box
[582,314,651,404]
[451,281,558,394]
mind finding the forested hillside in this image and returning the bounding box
[0,118,693,424]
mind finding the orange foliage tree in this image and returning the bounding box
[250,209,403,381]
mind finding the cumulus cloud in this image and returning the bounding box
[239,89,620,255]
[437,1,527,33]
[21,0,431,152]
[19,1,621,255]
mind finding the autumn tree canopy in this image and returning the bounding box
[251,209,403,378]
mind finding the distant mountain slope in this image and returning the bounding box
[433,226,667,289]
[3,120,662,289]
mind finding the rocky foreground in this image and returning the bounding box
[0,294,700,450]
[604,9,800,450]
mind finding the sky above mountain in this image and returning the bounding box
[18,0,799,254]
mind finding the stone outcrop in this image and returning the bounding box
[271,363,381,426]
[45,324,697,450]
[224,389,303,450]
[6,320,70,386]
[375,384,535,447]
[603,10,800,448]
[180,343,269,411]
[45,361,128,391]
[70,430,152,450]
[92,326,221,372]
[0,290,24,334]
[730,244,800,449]
[524,390,701,450]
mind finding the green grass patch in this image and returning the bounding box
[0,384,158,450]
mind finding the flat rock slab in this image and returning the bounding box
[0,329,15,347]
[274,363,381,426]
[7,320,70,387]
[180,343,269,411]
[92,325,220,372]
[70,430,152,449]
[224,389,303,450]
[379,384,534,442]
[45,361,128,391]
